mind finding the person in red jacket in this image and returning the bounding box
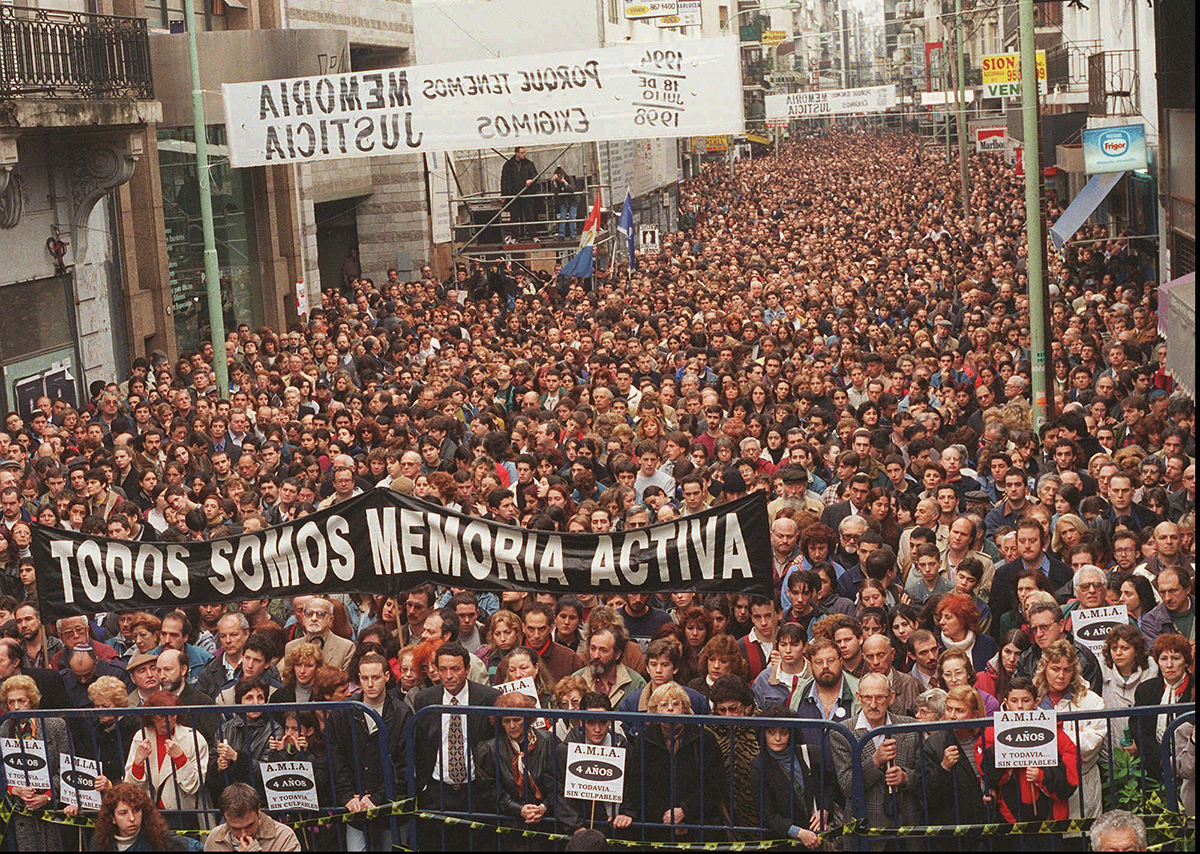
[736,596,781,680]
[979,676,1079,828]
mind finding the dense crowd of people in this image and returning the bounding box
[0,131,1194,850]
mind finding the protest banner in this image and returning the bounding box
[32,491,771,619]
[564,742,627,803]
[1072,604,1129,654]
[994,708,1058,769]
[495,675,540,703]
[638,224,661,254]
[765,85,896,119]
[222,38,743,167]
[494,675,547,728]
[59,754,103,810]
[1,738,50,788]
[261,761,320,811]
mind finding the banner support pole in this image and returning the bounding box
[183,0,228,397]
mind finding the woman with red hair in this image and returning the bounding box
[122,691,209,820]
[935,593,997,673]
[677,606,715,685]
[1133,633,1194,781]
[90,782,186,851]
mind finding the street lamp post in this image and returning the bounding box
[1019,0,1050,430]
[952,0,970,223]
[182,0,228,397]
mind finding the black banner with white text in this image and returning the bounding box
[31,491,771,619]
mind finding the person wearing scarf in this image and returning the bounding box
[936,593,997,673]
[0,675,69,850]
[924,686,989,843]
[476,691,559,839]
[1134,633,1195,780]
[749,704,832,847]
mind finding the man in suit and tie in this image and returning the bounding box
[410,642,501,849]
[283,596,355,671]
[988,517,1073,623]
[832,672,921,850]
[821,473,872,532]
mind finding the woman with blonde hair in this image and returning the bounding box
[924,685,989,828]
[1033,640,1105,819]
[1050,513,1089,561]
[0,675,69,848]
[62,676,139,812]
[477,609,524,682]
[629,681,725,842]
[275,642,325,704]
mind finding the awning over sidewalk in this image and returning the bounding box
[1049,171,1123,251]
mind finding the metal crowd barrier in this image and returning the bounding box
[0,702,400,851]
[0,701,1190,851]
[404,704,856,849]
[849,704,1194,852]
[403,703,1193,852]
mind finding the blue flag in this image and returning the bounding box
[617,191,635,271]
[558,245,593,279]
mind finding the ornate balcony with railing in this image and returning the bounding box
[0,5,153,101]
[1088,49,1140,117]
[1045,39,1100,93]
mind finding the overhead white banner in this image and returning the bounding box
[765,84,896,119]
[223,38,744,168]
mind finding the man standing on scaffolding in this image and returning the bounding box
[501,146,538,243]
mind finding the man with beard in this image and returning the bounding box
[789,637,858,775]
[156,649,218,745]
[572,626,646,707]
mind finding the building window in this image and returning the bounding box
[158,125,262,354]
[0,277,73,363]
[144,0,225,32]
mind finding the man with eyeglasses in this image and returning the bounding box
[832,672,920,848]
[284,596,354,670]
[1014,601,1103,694]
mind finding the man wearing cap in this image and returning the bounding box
[126,652,161,707]
[720,468,748,501]
[933,317,959,351]
[767,466,824,524]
